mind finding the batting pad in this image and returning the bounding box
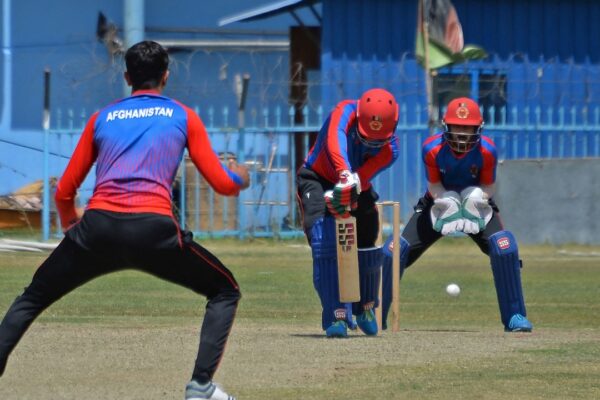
[381,236,409,330]
[488,230,527,327]
[311,217,353,330]
[352,247,382,315]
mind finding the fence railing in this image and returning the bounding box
[42,104,600,240]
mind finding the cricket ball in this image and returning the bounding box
[446,283,461,297]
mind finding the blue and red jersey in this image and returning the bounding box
[303,100,399,190]
[422,133,497,193]
[55,90,244,228]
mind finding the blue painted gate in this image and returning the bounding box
[42,103,600,240]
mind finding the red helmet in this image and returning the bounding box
[443,97,484,153]
[443,97,483,126]
[357,88,399,143]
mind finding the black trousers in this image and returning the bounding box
[0,209,240,383]
[296,166,380,247]
[403,194,504,268]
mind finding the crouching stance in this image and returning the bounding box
[0,41,249,400]
[297,88,400,337]
[381,97,532,332]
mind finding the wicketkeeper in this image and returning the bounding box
[0,41,248,400]
[297,88,400,337]
[381,97,533,332]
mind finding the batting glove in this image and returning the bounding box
[333,170,361,209]
[325,190,350,219]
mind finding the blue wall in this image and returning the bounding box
[3,0,600,204]
[0,0,295,194]
[455,0,600,63]
[321,0,426,115]
[5,0,293,130]
[320,0,600,113]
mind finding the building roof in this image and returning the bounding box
[218,0,321,26]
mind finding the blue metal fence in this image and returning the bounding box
[42,104,600,240]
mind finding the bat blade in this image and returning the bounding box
[336,215,360,302]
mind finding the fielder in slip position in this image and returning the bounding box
[0,41,248,400]
[296,88,400,338]
[381,97,533,333]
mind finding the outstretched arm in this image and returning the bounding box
[185,109,249,195]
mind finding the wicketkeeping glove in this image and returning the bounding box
[460,187,493,235]
[325,190,350,219]
[430,191,463,235]
[332,170,361,210]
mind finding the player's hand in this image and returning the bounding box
[228,160,250,190]
[460,187,492,234]
[333,170,361,209]
[430,191,462,235]
[325,190,350,219]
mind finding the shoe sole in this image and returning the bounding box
[186,394,236,400]
[505,328,533,332]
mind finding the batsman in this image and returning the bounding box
[381,97,533,332]
[296,88,399,338]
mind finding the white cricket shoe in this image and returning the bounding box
[185,380,236,400]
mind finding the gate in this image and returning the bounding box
[42,103,600,240]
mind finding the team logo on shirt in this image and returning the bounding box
[369,115,383,131]
[106,106,174,122]
[456,103,469,119]
[470,164,479,178]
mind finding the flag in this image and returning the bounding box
[416,0,487,70]
[416,33,487,70]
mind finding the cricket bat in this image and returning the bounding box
[336,214,360,302]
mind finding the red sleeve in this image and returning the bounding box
[55,112,99,228]
[423,147,442,184]
[326,100,355,174]
[185,108,242,196]
[356,143,394,191]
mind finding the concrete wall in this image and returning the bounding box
[494,158,600,245]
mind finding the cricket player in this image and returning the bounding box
[0,41,247,400]
[381,97,533,332]
[297,88,399,337]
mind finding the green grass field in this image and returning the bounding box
[0,238,599,399]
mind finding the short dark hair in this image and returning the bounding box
[125,40,169,90]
